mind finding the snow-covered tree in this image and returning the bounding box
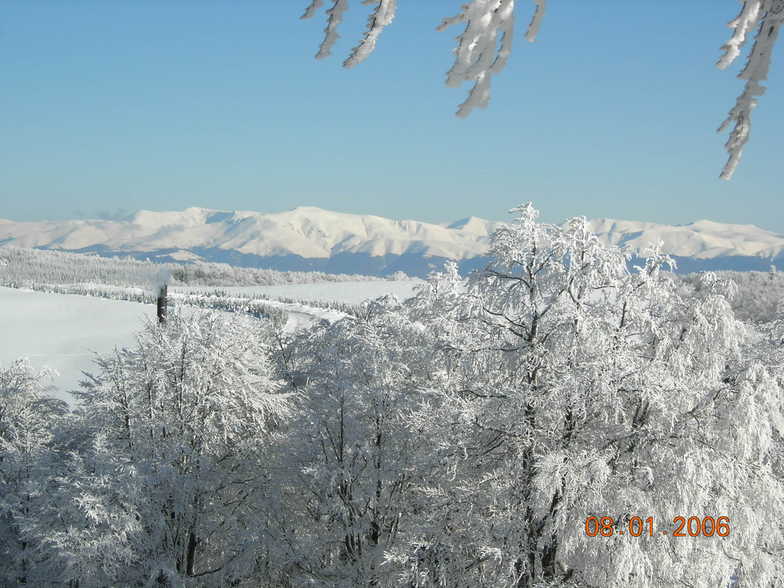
[4,209,783,585]
[53,310,292,586]
[303,0,779,179]
[271,296,436,585]
[680,269,784,325]
[390,203,784,586]
[0,359,67,586]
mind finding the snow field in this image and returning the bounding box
[0,287,155,402]
[0,280,420,401]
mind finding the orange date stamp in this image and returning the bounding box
[584,516,730,538]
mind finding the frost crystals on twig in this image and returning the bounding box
[302,0,397,64]
[345,0,398,68]
[438,0,546,118]
[303,1,546,118]
[717,0,783,180]
[525,0,547,42]
[302,0,350,60]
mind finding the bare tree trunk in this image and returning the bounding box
[186,529,198,577]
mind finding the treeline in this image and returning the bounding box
[0,246,369,320]
[0,277,361,322]
[1,207,783,586]
[0,280,290,324]
[0,246,383,289]
[2,244,779,325]
[680,268,784,324]
[171,292,289,325]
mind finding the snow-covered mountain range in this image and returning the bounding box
[1,206,782,276]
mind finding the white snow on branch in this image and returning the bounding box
[438,0,546,118]
[302,0,350,60]
[717,0,764,69]
[344,0,398,68]
[717,0,783,180]
[303,1,546,118]
[525,0,546,42]
[301,0,324,20]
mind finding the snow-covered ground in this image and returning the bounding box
[172,279,424,304]
[0,285,354,402]
[0,287,155,402]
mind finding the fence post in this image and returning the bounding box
[157,284,168,324]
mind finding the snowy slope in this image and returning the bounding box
[0,286,347,401]
[1,207,782,274]
[0,287,155,402]
[0,207,490,259]
[585,218,784,259]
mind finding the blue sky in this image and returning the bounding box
[1,1,782,231]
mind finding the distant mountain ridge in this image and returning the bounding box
[0,206,782,277]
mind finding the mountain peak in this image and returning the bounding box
[290,205,328,213]
[1,206,783,276]
[447,216,495,235]
[129,208,218,227]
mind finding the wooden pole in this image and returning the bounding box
[157,284,168,324]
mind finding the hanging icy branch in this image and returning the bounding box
[302,0,349,60]
[344,0,398,68]
[301,0,396,64]
[717,0,783,179]
[301,0,324,20]
[525,0,547,42]
[717,0,765,68]
[303,1,546,118]
[438,0,545,118]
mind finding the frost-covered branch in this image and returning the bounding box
[303,0,397,65]
[525,0,547,42]
[437,0,546,116]
[303,0,547,116]
[437,0,517,117]
[344,0,397,68]
[302,0,350,59]
[301,0,324,20]
[717,0,783,179]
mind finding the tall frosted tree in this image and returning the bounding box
[271,296,436,586]
[303,0,780,179]
[0,360,67,586]
[48,310,292,586]
[389,204,784,586]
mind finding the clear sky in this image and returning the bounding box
[1,1,782,231]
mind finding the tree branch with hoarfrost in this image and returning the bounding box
[717,0,784,179]
[437,0,521,118]
[302,0,397,65]
[303,1,784,180]
[302,0,546,117]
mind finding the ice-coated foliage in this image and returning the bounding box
[391,203,784,586]
[0,360,67,586]
[0,246,381,290]
[270,297,437,586]
[303,0,397,66]
[303,1,779,178]
[56,310,291,585]
[4,204,783,585]
[303,0,546,117]
[680,269,784,325]
[717,0,784,179]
